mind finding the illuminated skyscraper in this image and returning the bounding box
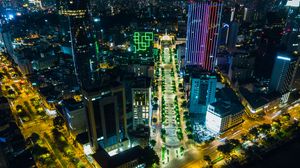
[185,0,223,71]
[269,54,299,95]
[60,0,100,90]
[58,0,129,153]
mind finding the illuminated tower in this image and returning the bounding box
[269,54,299,95]
[185,0,223,71]
[61,0,100,90]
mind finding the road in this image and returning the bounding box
[0,53,92,168]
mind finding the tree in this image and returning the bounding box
[152,117,157,123]
[241,134,248,141]
[32,144,49,156]
[228,139,241,147]
[249,127,259,138]
[29,132,40,144]
[259,123,271,134]
[217,142,234,156]
[282,113,291,121]
[181,101,187,108]
[187,133,194,139]
[150,139,156,147]
[223,156,242,168]
[203,155,211,165]
[142,146,159,168]
[53,116,64,128]
[186,126,193,133]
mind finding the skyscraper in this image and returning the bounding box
[58,0,129,153]
[269,54,300,95]
[185,0,223,71]
[61,0,100,90]
[189,74,217,123]
[84,83,127,152]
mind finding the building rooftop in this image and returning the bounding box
[210,87,244,117]
[239,87,281,109]
[92,145,144,168]
[63,98,84,111]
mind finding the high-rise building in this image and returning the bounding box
[269,54,300,95]
[84,83,127,152]
[61,0,100,90]
[227,22,239,50]
[185,0,223,71]
[189,74,217,123]
[0,29,14,57]
[131,77,152,130]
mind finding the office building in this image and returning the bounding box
[206,87,244,133]
[240,87,281,115]
[227,22,239,50]
[189,74,217,123]
[132,77,152,130]
[0,29,14,57]
[185,0,223,70]
[269,54,299,95]
[84,82,127,152]
[228,52,255,83]
[62,97,87,135]
[92,145,145,168]
[62,0,100,90]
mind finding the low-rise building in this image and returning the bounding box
[206,87,244,133]
[239,87,280,115]
[92,145,145,168]
[62,97,87,135]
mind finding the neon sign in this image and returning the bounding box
[133,32,154,53]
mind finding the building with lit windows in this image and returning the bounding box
[185,0,223,70]
[269,54,300,102]
[0,29,14,56]
[286,0,300,7]
[84,82,128,153]
[131,77,152,130]
[61,0,101,91]
[189,73,217,123]
[240,87,281,115]
[205,87,244,133]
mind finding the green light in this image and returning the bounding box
[94,34,99,55]
[133,32,154,53]
[153,48,159,56]
[95,41,99,55]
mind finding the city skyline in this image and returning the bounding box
[1,0,300,168]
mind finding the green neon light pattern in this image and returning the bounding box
[133,32,154,53]
[94,34,100,55]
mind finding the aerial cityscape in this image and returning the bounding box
[1,0,300,168]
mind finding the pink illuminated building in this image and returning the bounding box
[185,0,223,71]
